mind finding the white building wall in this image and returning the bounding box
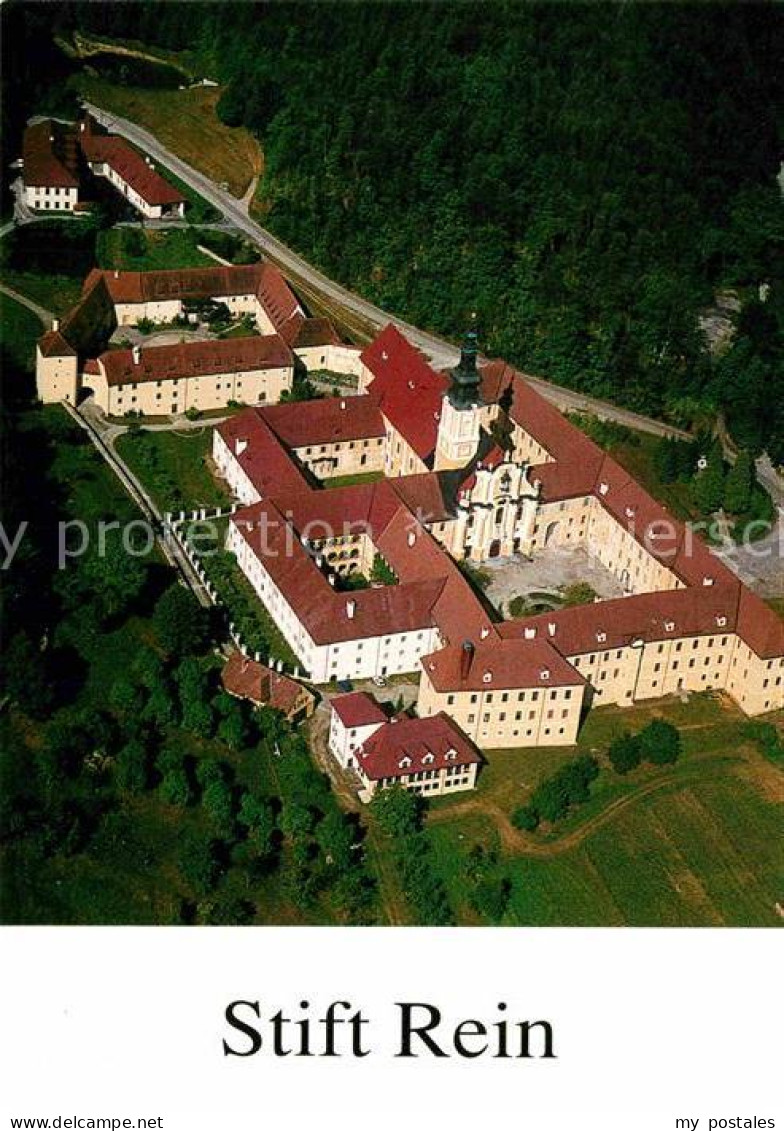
[328,711,383,769]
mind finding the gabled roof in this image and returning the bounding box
[331,692,387,729]
[362,324,449,462]
[231,498,448,644]
[389,473,454,524]
[22,120,80,189]
[37,330,76,358]
[98,334,292,387]
[498,584,743,656]
[358,712,481,781]
[91,261,302,337]
[422,636,584,692]
[38,272,117,360]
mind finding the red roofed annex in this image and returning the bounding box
[211,315,781,790]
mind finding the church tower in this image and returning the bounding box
[434,318,484,471]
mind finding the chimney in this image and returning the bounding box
[340,400,346,410]
[480,626,490,640]
[235,438,248,456]
[113,269,119,279]
[80,121,86,133]
[548,622,556,637]
[460,640,474,680]
[132,345,141,365]
[407,531,416,547]
[328,573,336,586]
[52,318,59,332]
[346,598,356,620]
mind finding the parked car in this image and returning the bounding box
[337,680,354,694]
[372,676,387,688]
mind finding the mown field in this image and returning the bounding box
[427,695,784,927]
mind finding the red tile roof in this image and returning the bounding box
[260,395,386,448]
[358,712,481,782]
[422,636,584,692]
[288,316,342,349]
[98,334,292,387]
[81,134,184,206]
[735,588,784,660]
[93,262,302,335]
[331,692,387,729]
[22,120,80,189]
[362,324,449,462]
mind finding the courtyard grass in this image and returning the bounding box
[115,427,230,513]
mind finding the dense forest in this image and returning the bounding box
[2,2,783,458]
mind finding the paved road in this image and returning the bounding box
[65,401,214,607]
[85,100,693,441]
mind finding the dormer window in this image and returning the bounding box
[422,752,434,765]
[482,671,492,683]
[540,669,550,680]
[596,631,607,643]
[665,621,675,632]
[715,615,727,628]
[599,482,609,495]
[445,748,457,761]
[399,755,412,770]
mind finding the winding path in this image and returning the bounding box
[427,744,783,859]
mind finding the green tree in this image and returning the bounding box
[371,786,421,839]
[202,778,235,837]
[238,792,277,859]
